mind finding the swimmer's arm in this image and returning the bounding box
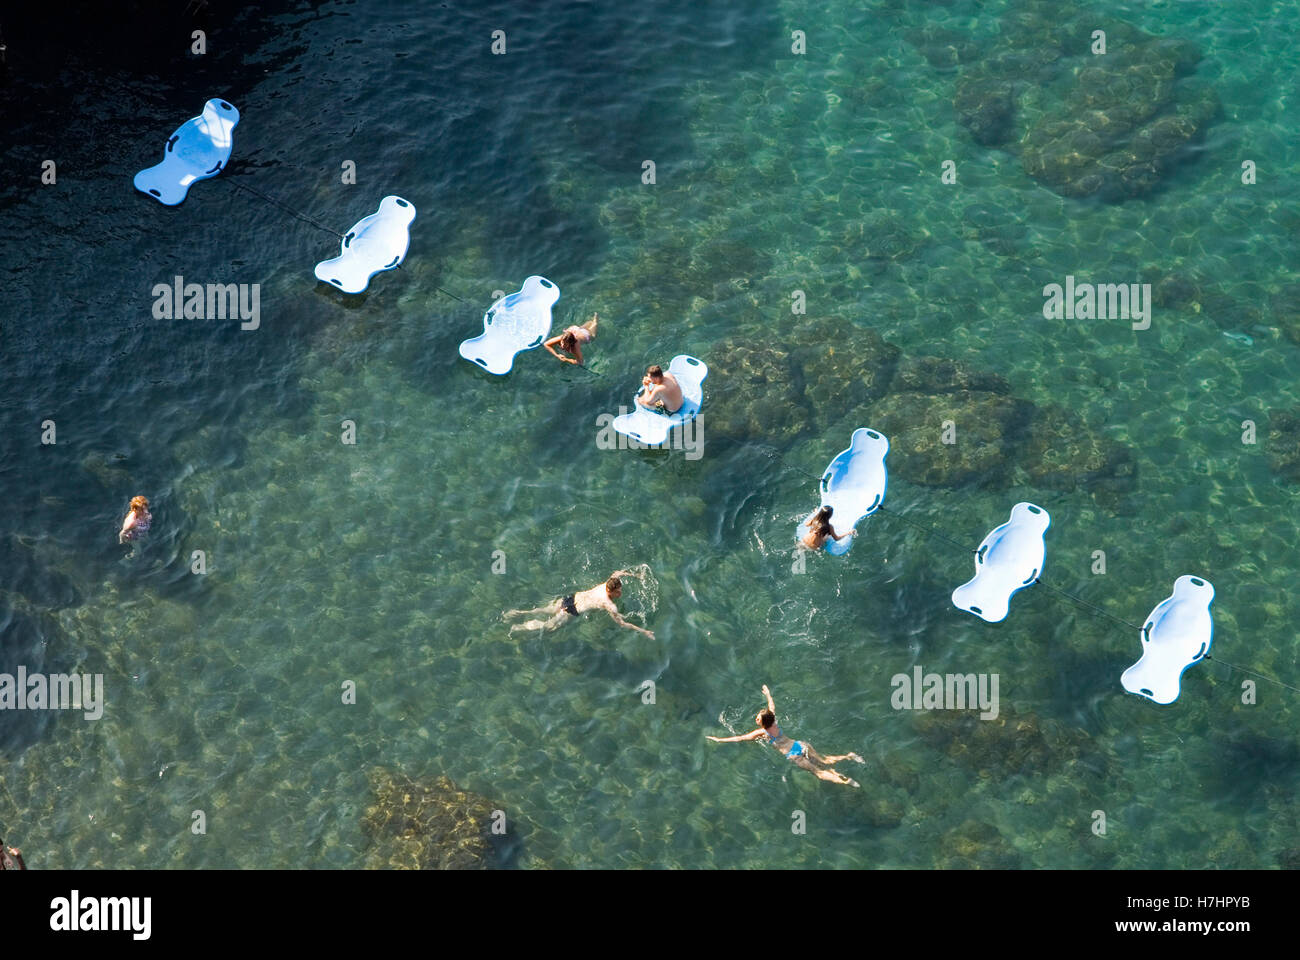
[611,568,645,580]
[762,684,775,713]
[607,609,653,638]
[118,513,136,542]
[571,343,583,365]
[636,384,662,407]
[541,337,568,361]
[707,730,765,743]
[829,528,857,541]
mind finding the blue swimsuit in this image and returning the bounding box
[767,725,804,759]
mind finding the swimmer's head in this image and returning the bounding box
[606,576,622,598]
[560,331,577,352]
[758,710,776,730]
[647,365,664,382]
[130,495,150,513]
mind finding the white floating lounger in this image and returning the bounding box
[611,355,708,446]
[1121,575,1215,705]
[797,427,889,556]
[458,276,560,374]
[134,98,240,205]
[952,502,1050,623]
[314,196,416,293]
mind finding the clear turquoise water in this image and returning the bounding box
[1,0,1298,868]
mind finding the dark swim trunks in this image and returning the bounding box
[560,595,579,617]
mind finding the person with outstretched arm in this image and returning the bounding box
[505,568,653,638]
[543,313,599,366]
[707,684,863,786]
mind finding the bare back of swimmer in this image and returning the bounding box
[504,569,654,638]
[800,505,854,550]
[636,365,683,415]
[543,313,598,366]
[706,684,864,787]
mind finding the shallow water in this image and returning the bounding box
[1,0,1298,868]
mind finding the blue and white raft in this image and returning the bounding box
[798,428,889,556]
[458,276,560,374]
[611,356,708,446]
[1121,576,1214,705]
[314,196,416,293]
[952,502,1050,623]
[134,99,240,205]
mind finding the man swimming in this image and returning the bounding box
[707,684,863,787]
[636,364,683,415]
[505,568,654,638]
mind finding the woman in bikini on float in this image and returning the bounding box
[707,684,863,787]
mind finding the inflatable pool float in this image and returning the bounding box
[952,502,1050,623]
[796,427,889,556]
[458,276,560,374]
[610,355,707,446]
[1121,575,1214,704]
[314,196,415,293]
[134,98,240,205]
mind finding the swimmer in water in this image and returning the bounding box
[800,505,854,550]
[707,684,863,787]
[0,839,25,870]
[543,312,598,366]
[636,364,683,415]
[118,495,152,544]
[505,569,654,638]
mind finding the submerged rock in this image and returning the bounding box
[937,818,1024,869]
[362,768,508,869]
[907,0,1221,201]
[914,706,1086,783]
[1151,271,1203,309]
[706,337,812,447]
[1270,283,1300,345]
[860,212,928,264]
[792,317,901,415]
[960,203,1029,258]
[1017,41,1217,201]
[1019,403,1136,493]
[706,321,1131,496]
[892,354,1010,396]
[869,389,1033,489]
[953,74,1016,146]
[1267,408,1300,483]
